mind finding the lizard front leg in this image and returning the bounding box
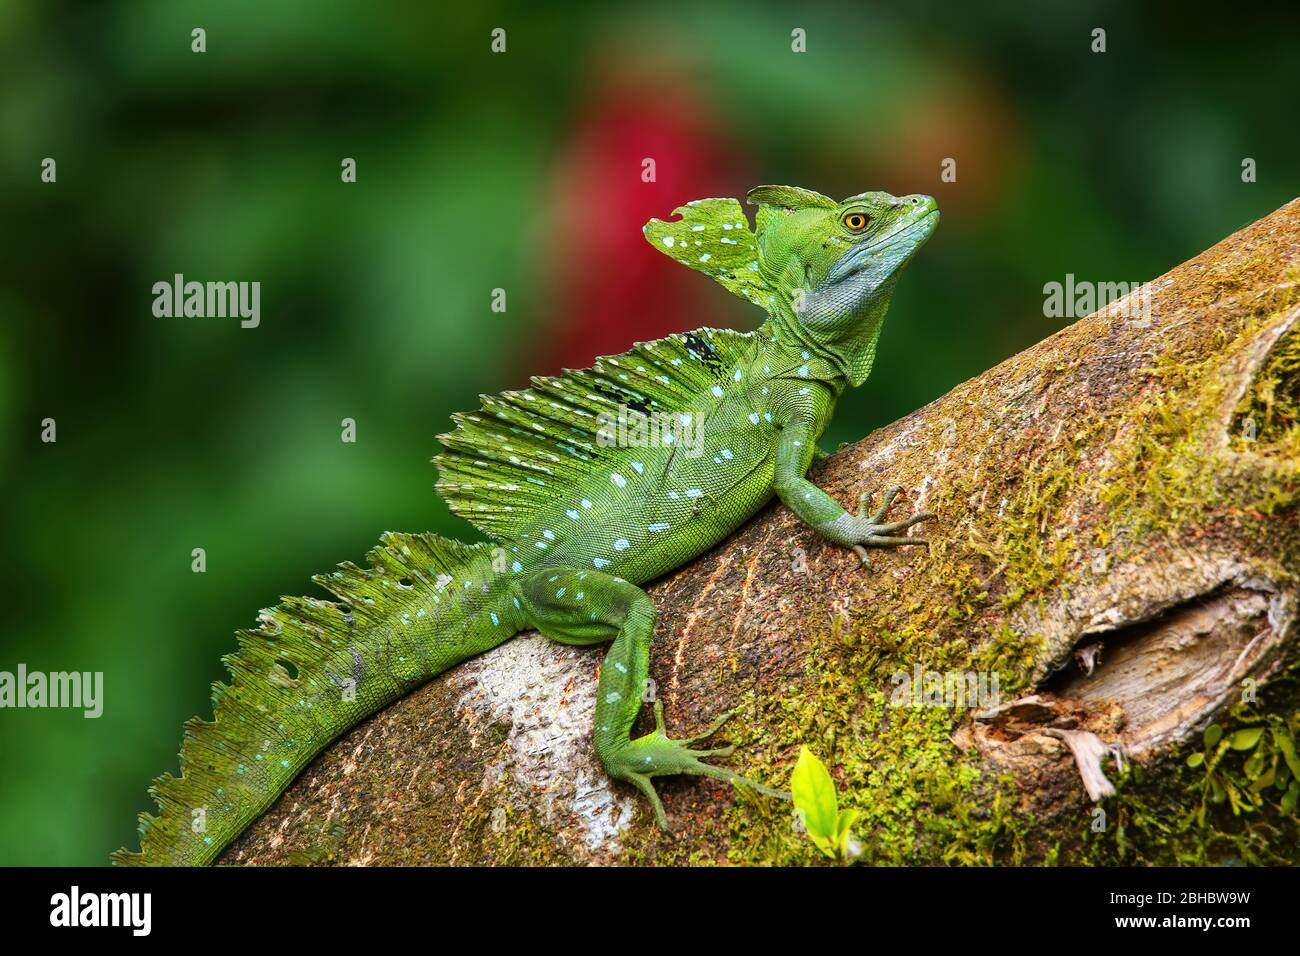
[512,567,784,829]
[773,417,934,567]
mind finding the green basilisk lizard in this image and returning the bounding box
[114,184,939,865]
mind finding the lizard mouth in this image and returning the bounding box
[868,208,940,254]
[827,209,939,283]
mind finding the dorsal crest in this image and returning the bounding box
[435,328,757,541]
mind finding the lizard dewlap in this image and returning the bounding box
[114,185,938,865]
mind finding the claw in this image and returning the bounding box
[696,743,736,758]
[690,761,788,801]
[864,534,928,546]
[865,485,903,523]
[679,706,735,746]
[652,698,667,735]
[624,773,669,829]
[872,510,936,534]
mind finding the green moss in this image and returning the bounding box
[1068,299,1300,609]
[720,607,1032,866]
[279,821,346,865]
[1233,320,1300,454]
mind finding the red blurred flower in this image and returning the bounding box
[537,63,749,375]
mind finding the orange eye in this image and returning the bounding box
[843,212,870,232]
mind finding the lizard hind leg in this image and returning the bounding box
[513,566,786,830]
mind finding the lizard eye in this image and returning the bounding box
[842,212,870,232]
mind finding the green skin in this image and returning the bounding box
[115,185,937,864]
[507,187,939,822]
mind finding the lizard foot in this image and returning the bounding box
[848,485,935,569]
[603,700,787,830]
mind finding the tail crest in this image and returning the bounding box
[113,531,499,866]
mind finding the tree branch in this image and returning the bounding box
[223,199,1300,866]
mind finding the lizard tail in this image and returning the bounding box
[112,531,517,866]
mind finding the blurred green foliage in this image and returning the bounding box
[0,0,1296,865]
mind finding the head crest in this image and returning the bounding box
[642,197,775,311]
[744,185,836,211]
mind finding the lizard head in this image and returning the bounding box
[643,185,937,387]
[747,185,939,386]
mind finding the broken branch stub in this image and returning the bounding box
[222,200,1300,866]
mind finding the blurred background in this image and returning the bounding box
[1,0,1297,865]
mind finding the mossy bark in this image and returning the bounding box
[222,199,1300,866]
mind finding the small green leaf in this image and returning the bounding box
[1230,727,1264,751]
[1282,782,1299,815]
[1204,724,1223,749]
[1223,778,1245,815]
[807,831,837,859]
[1273,729,1300,780]
[1209,774,1226,804]
[1186,751,1205,769]
[791,746,839,849]
[835,808,860,860]
[1249,768,1275,793]
[1244,751,1265,779]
